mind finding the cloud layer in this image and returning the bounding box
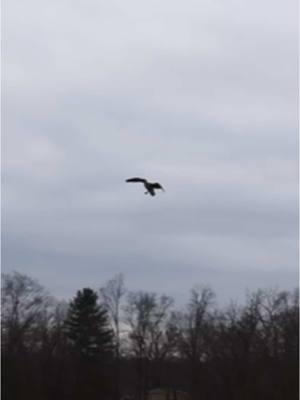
[3,0,298,304]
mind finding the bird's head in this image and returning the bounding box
[152,182,165,191]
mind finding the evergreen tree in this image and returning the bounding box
[65,288,114,360]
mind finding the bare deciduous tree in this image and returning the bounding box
[100,274,126,400]
[175,286,215,400]
[124,291,175,399]
[1,271,54,353]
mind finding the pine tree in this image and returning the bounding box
[65,288,114,360]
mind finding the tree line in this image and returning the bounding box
[1,271,299,400]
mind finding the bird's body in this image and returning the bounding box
[126,177,165,196]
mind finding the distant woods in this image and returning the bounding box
[1,271,299,400]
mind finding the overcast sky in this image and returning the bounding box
[2,0,298,305]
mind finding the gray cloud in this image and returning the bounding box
[3,0,298,305]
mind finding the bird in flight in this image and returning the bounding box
[126,177,165,196]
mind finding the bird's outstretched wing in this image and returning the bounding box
[151,182,165,191]
[126,177,147,183]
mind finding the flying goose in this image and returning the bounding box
[126,177,165,196]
